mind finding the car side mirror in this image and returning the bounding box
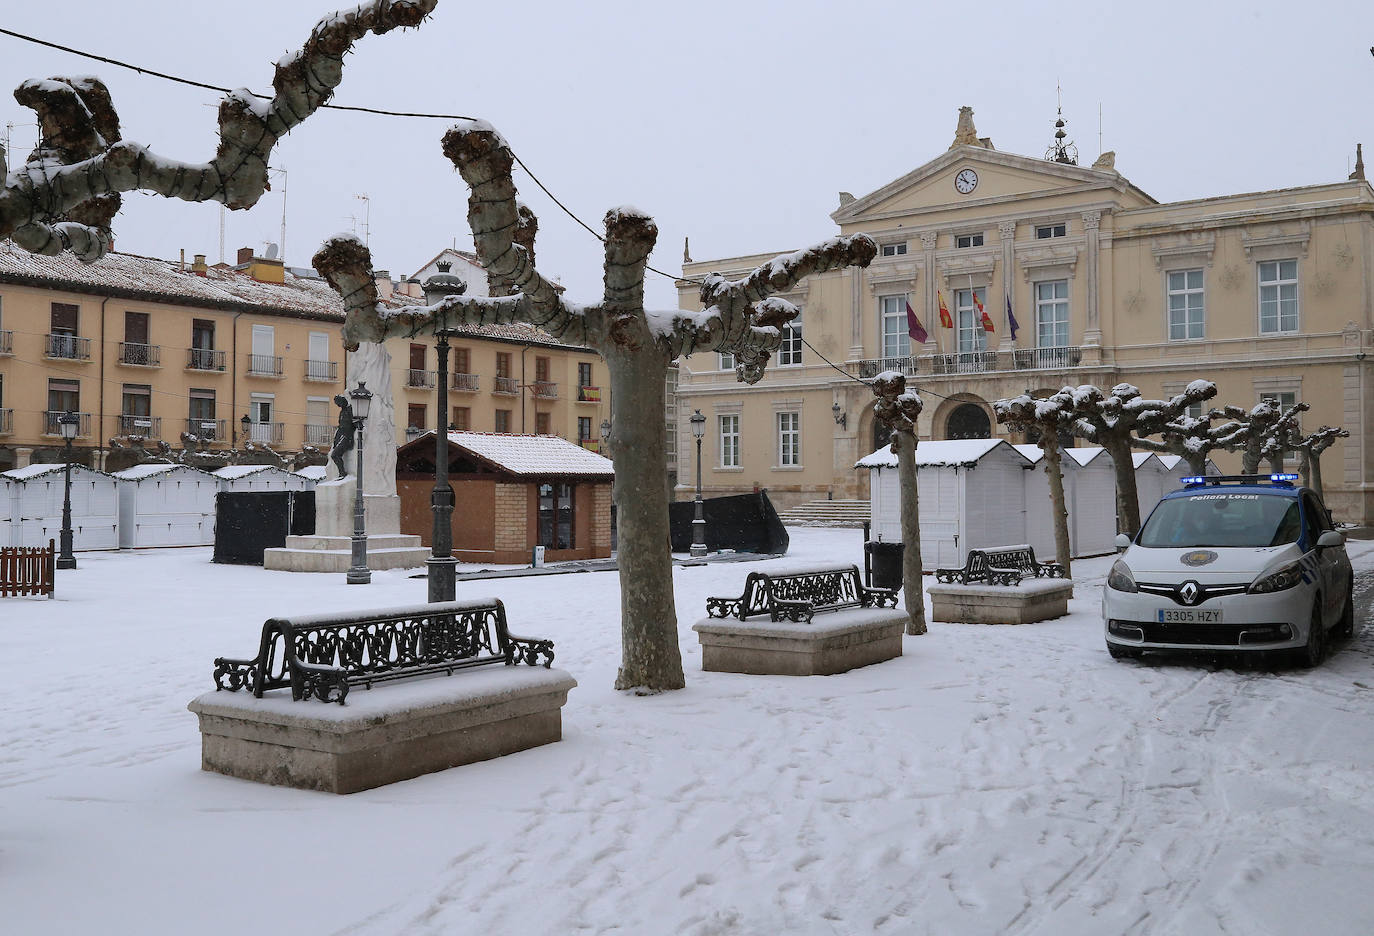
[1115,533,1133,550]
[1317,530,1344,549]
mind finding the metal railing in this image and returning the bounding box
[577,385,601,403]
[926,351,999,375]
[117,414,161,438]
[118,342,161,367]
[43,411,91,436]
[493,376,519,395]
[532,380,558,399]
[187,348,226,371]
[1013,346,1083,370]
[247,354,283,377]
[0,408,11,434]
[852,356,920,379]
[449,372,480,392]
[305,360,338,382]
[404,426,425,440]
[46,334,91,360]
[186,418,226,441]
[246,421,284,445]
[0,330,12,355]
[407,369,437,389]
[304,423,334,446]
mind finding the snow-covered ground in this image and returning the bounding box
[4,529,1374,935]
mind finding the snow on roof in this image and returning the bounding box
[1012,443,1044,465]
[2,463,112,481]
[855,438,1029,470]
[1158,454,1182,470]
[213,464,286,479]
[113,463,216,480]
[434,431,615,478]
[1132,452,1165,470]
[294,466,328,480]
[1063,446,1109,467]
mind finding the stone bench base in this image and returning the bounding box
[928,578,1074,625]
[187,667,576,794]
[692,607,907,676]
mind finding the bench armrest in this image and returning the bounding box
[213,655,262,694]
[769,599,815,624]
[705,595,746,619]
[860,585,900,608]
[290,659,349,704]
[506,634,556,668]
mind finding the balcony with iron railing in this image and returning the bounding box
[117,414,161,438]
[531,380,558,399]
[579,437,602,453]
[304,423,334,446]
[186,418,227,442]
[1012,346,1084,370]
[407,369,437,389]
[0,408,11,434]
[118,342,161,367]
[0,330,12,355]
[305,360,339,382]
[848,345,1087,379]
[246,353,283,377]
[493,376,519,395]
[245,422,285,445]
[187,348,226,371]
[449,372,480,392]
[46,333,91,361]
[43,411,92,437]
[404,425,426,441]
[577,385,601,403]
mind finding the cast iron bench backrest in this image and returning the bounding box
[212,598,554,704]
[982,544,1063,578]
[706,564,899,623]
[935,549,1019,586]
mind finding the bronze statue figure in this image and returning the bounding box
[329,394,355,477]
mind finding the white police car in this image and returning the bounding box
[1103,474,1353,665]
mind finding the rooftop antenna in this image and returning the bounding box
[1045,83,1078,165]
[353,193,371,248]
[270,165,287,263]
[1098,102,1103,158]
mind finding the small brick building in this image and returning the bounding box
[396,431,614,564]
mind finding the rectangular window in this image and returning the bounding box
[189,389,215,421]
[407,403,426,432]
[1258,259,1299,334]
[249,393,274,443]
[719,414,740,468]
[409,343,426,370]
[452,406,470,431]
[880,242,907,257]
[578,361,593,388]
[1167,269,1205,340]
[535,412,551,435]
[51,302,78,335]
[124,311,149,345]
[453,347,471,374]
[777,412,801,467]
[955,233,984,249]
[535,356,550,383]
[578,416,593,442]
[718,351,735,370]
[121,383,151,418]
[955,289,988,353]
[880,294,910,359]
[537,482,575,549]
[778,316,803,365]
[1185,401,1204,420]
[1035,280,1070,349]
[48,378,79,415]
[251,324,274,356]
[1035,223,1067,239]
[496,352,512,378]
[494,409,511,433]
[192,319,215,350]
[307,331,331,380]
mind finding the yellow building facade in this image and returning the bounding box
[0,245,611,472]
[676,113,1374,522]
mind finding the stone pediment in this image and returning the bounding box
[831,146,1153,225]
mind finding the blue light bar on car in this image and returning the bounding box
[1181,476,1207,485]
[1269,473,1299,483]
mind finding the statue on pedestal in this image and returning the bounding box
[329,394,355,478]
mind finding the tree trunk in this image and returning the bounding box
[893,428,926,636]
[1104,435,1142,536]
[1267,454,1284,474]
[1186,452,1207,476]
[1241,446,1262,475]
[1309,452,1325,500]
[1043,436,1072,579]
[606,345,685,692]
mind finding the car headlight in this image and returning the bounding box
[1248,561,1305,595]
[1107,560,1137,593]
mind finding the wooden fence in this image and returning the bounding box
[1,539,56,598]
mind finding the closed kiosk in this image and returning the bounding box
[113,464,219,548]
[857,439,1034,571]
[212,464,315,493]
[1133,452,1171,523]
[0,463,119,551]
[1062,447,1120,556]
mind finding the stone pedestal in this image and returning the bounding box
[692,607,907,676]
[928,578,1074,625]
[187,667,577,794]
[264,476,428,572]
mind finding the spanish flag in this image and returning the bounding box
[974,289,995,333]
[938,290,954,329]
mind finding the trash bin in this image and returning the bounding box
[867,540,904,590]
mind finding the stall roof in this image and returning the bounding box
[113,463,216,480]
[1063,447,1110,467]
[294,466,328,481]
[855,438,1031,470]
[3,463,113,480]
[213,465,284,479]
[402,431,615,479]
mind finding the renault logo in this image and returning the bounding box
[1179,581,1201,606]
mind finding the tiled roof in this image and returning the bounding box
[410,431,614,478]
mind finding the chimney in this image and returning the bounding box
[404,277,424,298]
[236,245,284,283]
[374,270,393,300]
[237,246,254,265]
[192,254,208,277]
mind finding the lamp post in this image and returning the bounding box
[423,271,466,602]
[240,413,251,448]
[599,418,612,454]
[346,381,373,585]
[56,410,79,569]
[689,409,707,557]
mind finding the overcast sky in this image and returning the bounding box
[1,0,1371,311]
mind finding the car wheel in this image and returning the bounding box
[1298,601,1327,668]
[1107,642,1143,661]
[1335,582,1355,640]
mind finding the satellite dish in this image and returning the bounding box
[264,242,279,260]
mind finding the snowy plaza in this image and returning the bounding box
[3,527,1374,935]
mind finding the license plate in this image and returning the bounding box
[1157,608,1223,624]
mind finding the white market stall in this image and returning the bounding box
[112,464,219,548]
[212,465,315,493]
[1132,452,1171,523]
[1061,447,1121,557]
[293,465,327,483]
[0,463,119,551]
[1157,454,1220,486]
[858,439,1034,571]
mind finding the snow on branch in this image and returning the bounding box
[994,387,1076,434]
[0,0,435,261]
[871,370,923,444]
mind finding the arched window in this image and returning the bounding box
[946,403,991,440]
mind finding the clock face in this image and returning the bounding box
[955,168,979,194]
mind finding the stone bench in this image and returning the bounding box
[927,577,1074,626]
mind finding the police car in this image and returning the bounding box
[1103,474,1353,665]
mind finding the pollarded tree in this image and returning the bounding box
[1065,380,1217,536]
[871,371,926,636]
[1211,399,1310,474]
[0,1,435,255]
[1130,410,1241,476]
[994,387,1078,578]
[1286,425,1349,499]
[318,120,877,692]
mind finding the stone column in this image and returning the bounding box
[920,231,939,353]
[849,266,865,361]
[999,221,1017,350]
[1082,210,1102,347]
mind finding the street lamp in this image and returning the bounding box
[599,418,612,454]
[56,410,79,570]
[423,271,467,602]
[689,409,707,557]
[346,381,373,585]
[240,413,251,446]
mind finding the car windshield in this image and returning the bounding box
[1137,491,1302,549]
